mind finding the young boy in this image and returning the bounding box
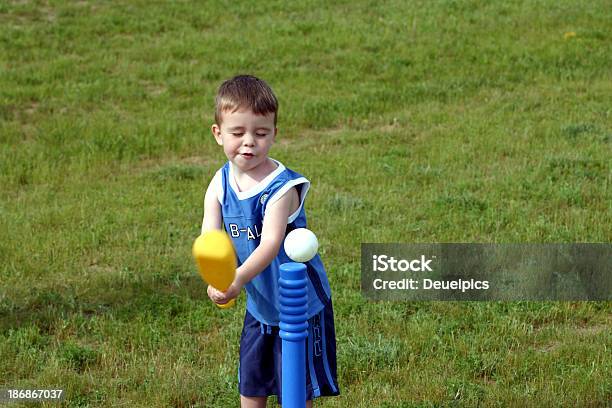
[201,75,340,407]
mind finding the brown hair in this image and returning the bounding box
[214,75,278,126]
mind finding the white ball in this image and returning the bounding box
[284,228,319,263]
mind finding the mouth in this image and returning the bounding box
[240,153,255,159]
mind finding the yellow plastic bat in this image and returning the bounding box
[192,230,237,309]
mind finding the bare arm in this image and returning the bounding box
[209,187,299,305]
[235,187,299,285]
[202,176,228,304]
[201,176,222,233]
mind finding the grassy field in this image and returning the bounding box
[1,0,611,406]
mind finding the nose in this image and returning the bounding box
[242,133,255,146]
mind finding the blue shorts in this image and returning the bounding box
[238,301,340,404]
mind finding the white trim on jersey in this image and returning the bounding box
[228,159,286,200]
[265,177,310,224]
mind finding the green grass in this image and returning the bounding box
[1,0,611,406]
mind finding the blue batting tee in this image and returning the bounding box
[214,159,331,325]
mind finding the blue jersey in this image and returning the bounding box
[211,159,332,325]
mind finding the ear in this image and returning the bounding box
[273,127,278,142]
[212,124,223,146]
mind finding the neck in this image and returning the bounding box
[233,158,277,182]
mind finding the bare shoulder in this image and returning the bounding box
[202,174,222,232]
[204,175,218,201]
[266,186,299,214]
[288,186,300,214]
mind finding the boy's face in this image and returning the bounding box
[212,109,277,173]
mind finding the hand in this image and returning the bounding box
[207,280,243,306]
